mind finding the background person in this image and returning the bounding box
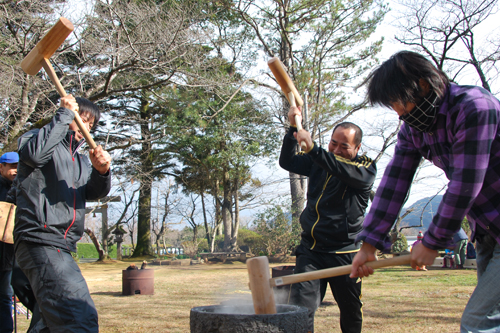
[350,50,500,332]
[453,228,468,269]
[442,248,455,268]
[412,231,427,271]
[0,152,18,333]
[14,95,111,332]
[466,241,476,260]
[280,105,376,333]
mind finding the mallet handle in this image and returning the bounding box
[288,92,307,151]
[270,254,411,287]
[41,58,97,149]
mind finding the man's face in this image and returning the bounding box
[389,78,430,117]
[389,101,416,117]
[69,112,95,142]
[0,162,18,181]
[328,127,360,160]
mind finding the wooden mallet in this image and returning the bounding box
[267,57,307,150]
[0,202,16,244]
[247,256,277,314]
[247,254,411,314]
[21,17,98,149]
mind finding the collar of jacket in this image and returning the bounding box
[64,130,86,157]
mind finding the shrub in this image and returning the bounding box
[197,238,209,253]
[77,243,99,258]
[391,233,408,253]
[238,228,263,255]
[76,243,133,259]
[181,240,198,258]
[254,204,300,256]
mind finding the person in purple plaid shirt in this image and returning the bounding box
[349,51,500,332]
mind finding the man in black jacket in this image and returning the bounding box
[280,106,376,333]
[14,94,111,332]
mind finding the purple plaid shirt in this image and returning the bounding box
[357,84,500,251]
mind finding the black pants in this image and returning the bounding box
[16,241,98,333]
[289,245,362,333]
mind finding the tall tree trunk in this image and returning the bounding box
[101,204,109,257]
[278,11,307,227]
[129,228,135,251]
[214,180,223,236]
[230,175,240,250]
[157,195,169,256]
[192,224,198,243]
[201,192,211,248]
[135,177,152,256]
[133,98,153,256]
[289,171,306,226]
[222,166,232,251]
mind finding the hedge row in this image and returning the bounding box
[76,243,133,259]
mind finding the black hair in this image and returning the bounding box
[76,97,100,130]
[365,51,449,108]
[333,122,363,146]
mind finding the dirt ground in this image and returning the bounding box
[13,259,476,333]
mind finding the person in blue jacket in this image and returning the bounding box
[466,241,476,259]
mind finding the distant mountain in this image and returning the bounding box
[399,195,443,235]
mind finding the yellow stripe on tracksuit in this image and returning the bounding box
[305,154,367,321]
[309,174,332,250]
[335,154,374,168]
[309,154,373,251]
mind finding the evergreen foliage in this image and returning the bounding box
[391,234,408,254]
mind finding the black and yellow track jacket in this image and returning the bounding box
[279,127,377,253]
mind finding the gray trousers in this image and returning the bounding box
[15,241,98,333]
[461,234,500,332]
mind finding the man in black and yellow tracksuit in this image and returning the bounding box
[280,105,376,333]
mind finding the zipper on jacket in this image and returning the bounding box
[341,185,348,200]
[64,135,77,243]
[70,134,75,162]
[310,174,332,250]
[64,190,77,241]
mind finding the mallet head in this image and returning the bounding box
[247,256,277,314]
[21,17,74,75]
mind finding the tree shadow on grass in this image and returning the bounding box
[91,291,124,297]
[320,301,337,307]
[363,302,461,325]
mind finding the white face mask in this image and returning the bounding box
[399,91,439,132]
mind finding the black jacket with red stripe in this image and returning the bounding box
[14,107,111,252]
[279,127,376,253]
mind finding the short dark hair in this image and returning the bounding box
[333,122,363,146]
[76,97,100,130]
[365,51,449,108]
